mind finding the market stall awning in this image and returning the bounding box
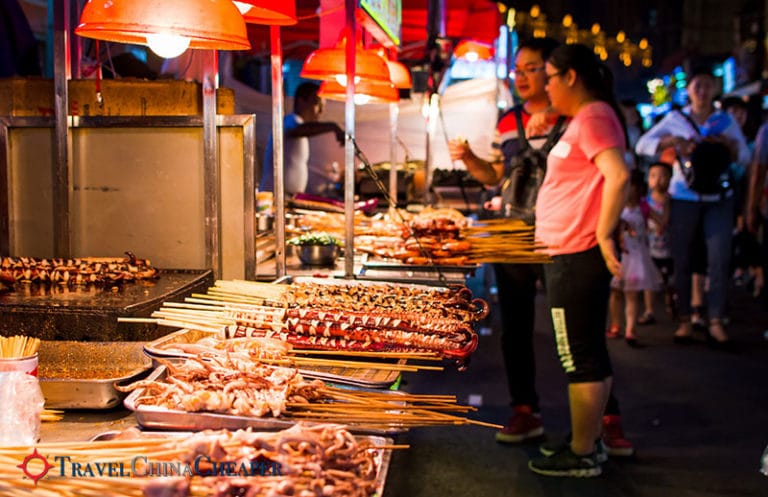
[245,0,502,61]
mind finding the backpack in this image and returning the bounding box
[676,111,733,196]
[499,106,566,224]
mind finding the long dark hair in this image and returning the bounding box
[547,43,628,147]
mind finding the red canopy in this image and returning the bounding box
[245,0,502,61]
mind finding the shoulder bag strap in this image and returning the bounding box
[677,110,702,137]
[541,116,567,153]
[512,105,530,150]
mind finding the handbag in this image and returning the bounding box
[676,111,733,196]
[499,106,566,223]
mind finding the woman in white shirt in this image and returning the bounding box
[635,67,750,347]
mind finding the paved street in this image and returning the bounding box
[384,273,768,497]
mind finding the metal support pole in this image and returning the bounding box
[242,115,256,281]
[388,102,399,211]
[202,50,221,278]
[270,26,286,278]
[343,0,357,279]
[423,0,446,205]
[52,0,72,257]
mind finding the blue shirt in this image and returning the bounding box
[259,113,308,194]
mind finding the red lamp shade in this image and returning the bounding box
[453,39,494,61]
[318,80,399,105]
[75,0,250,55]
[300,39,392,86]
[234,0,297,26]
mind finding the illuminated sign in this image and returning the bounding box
[360,0,401,46]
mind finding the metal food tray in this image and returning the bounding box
[0,269,214,341]
[281,275,459,292]
[125,366,407,435]
[144,328,403,389]
[89,429,393,497]
[358,260,478,285]
[38,340,152,409]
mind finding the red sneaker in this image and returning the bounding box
[495,405,544,443]
[606,325,621,339]
[601,415,635,457]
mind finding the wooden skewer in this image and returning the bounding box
[117,317,159,323]
[288,403,474,412]
[0,335,40,358]
[290,349,442,360]
[287,356,443,372]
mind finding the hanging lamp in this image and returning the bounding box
[374,49,411,89]
[318,79,398,105]
[75,0,250,58]
[234,0,297,26]
[453,39,494,62]
[386,60,412,89]
[300,36,392,86]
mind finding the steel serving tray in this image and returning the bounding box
[38,340,153,409]
[358,260,478,285]
[0,269,214,341]
[280,274,461,293]
[144,328,403,389]
[125,366,407,435]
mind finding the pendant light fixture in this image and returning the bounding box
[233,0,297,26]
[386,59,412,89]
[318,79,398,105]
[75,0,250,58]
[375,49,412,89]
[300,36,392,86]
[453,39,495,62]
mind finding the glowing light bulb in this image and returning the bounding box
[146,33,191,59]
[464,51,479,62]
[353,94,371,105]
[334,75,361,86]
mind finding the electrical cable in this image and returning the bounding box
[348,134,449,288]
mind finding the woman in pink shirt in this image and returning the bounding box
[527,44,629,478]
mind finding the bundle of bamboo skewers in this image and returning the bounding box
[291,388,500,430]
[461,218,552,264]
[0,335,40,359]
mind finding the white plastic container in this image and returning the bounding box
[0,371,44,446]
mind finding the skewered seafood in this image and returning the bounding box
[117,355,326,417]
[287,280,489,322]
[0,423,386,497]
[0,252,158,286]
[149,279,486,363]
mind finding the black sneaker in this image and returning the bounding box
[539,435,608,463]
[528,446,602,478]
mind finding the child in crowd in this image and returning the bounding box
[732,217,764,298]
[607,170,663,346]
[641,152,676,322]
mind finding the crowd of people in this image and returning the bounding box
[448,37,765,478]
